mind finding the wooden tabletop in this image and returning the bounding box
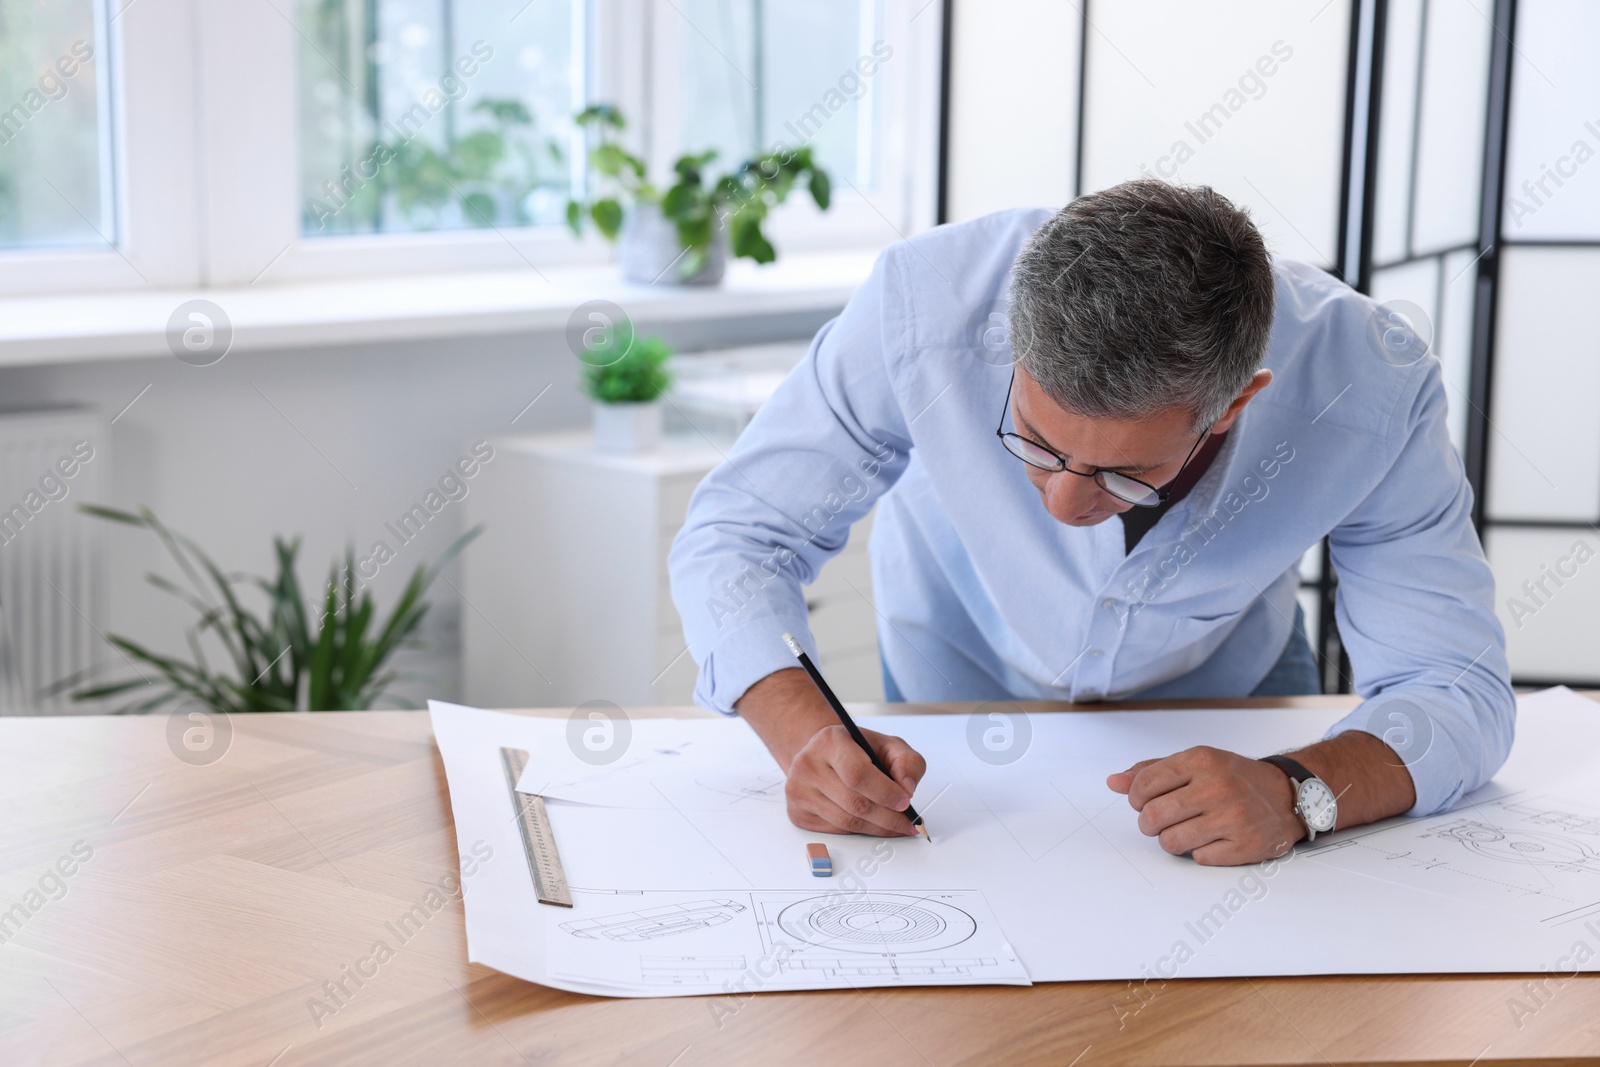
[3,696,1598,1067]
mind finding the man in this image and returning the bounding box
[668,180,1514,866]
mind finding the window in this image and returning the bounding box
[296,0,582,237]
[645,0,934,257]
[0,0,113,251]
[0,1,937,291]
[674,0,885,191]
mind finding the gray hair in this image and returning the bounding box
[1008,180,1275,431]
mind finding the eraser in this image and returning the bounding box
[806,842,832,876]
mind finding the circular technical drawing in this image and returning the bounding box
[1438,825,1599,867]
[777,894,977,953]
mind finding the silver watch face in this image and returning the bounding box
[1297,778,1338,833]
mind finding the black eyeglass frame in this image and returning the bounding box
[994,372,1213,509]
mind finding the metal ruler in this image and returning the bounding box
[499,746,573,907]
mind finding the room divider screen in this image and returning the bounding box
[939,0,1598,690]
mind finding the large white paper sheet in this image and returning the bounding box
[431,689,1600,997]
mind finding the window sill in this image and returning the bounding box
[0,250,879,368]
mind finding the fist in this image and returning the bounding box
[1107,745,1305,865]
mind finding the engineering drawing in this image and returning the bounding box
[561,898,747,941]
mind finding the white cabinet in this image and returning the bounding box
[461,431,881,709]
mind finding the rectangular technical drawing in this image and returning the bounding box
[560,899,747,941]
[1306,791,1600,925]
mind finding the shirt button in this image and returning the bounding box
[1101,598,1116,609]
[1088,649,1103,657]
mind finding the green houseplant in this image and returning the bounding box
[63,506,479,714]
[564,103,832,284]
[386,98,563,229]
[581,333,674,453]
[305,97,565,234]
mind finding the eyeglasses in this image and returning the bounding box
[995,372,1211,509]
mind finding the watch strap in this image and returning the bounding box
[1259,754,1316,786]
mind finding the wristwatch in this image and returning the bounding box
[1259,754,1338,841]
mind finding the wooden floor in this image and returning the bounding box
[2,698,1598,1066]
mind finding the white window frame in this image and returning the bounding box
[0,0,202,294]
[643,0,942,255]
[0,0,940,296]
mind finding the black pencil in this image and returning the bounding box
[782,631,930,842]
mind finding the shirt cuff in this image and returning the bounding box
[1324,694,1475,816]
[692,613,818,715]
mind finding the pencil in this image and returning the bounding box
[782,632,931,842]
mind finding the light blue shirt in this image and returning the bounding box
[668,208,1514,816]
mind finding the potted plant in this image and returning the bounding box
[582,333,674,453]
[565,103,832,285]
[57,506,479,713]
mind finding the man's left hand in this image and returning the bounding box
[1106,746,1304,865]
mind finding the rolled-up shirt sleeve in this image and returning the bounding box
[668,248,914,714]
[1323,356,1515,815]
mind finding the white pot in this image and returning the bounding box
[618,200,727,286]
[593,400,663,453]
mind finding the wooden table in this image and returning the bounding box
[3,696,1598,1067]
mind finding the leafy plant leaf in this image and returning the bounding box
[730,212,776,263]
[591,198,624,239]
[673,211,713,252]
[592,142,630,178]
[661,181,701,220]
[808,168,831,211]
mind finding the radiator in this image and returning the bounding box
[0,409,106,715]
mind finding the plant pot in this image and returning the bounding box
[618,200,727,286]
[593,400,664,453]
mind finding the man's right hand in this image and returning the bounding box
[785,722,927,836]
[735,667,927,837]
